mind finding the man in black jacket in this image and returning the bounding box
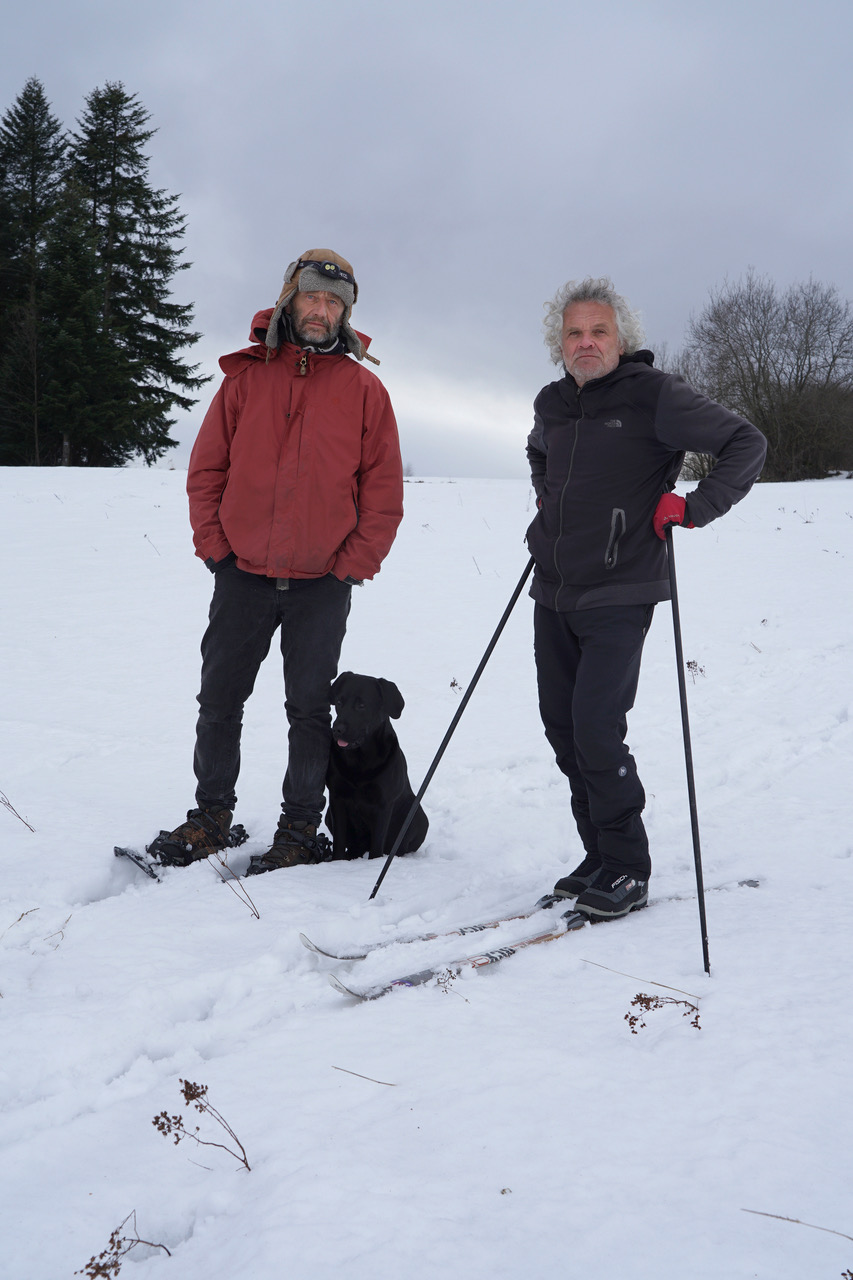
[526,277,766,919]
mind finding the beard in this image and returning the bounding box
[567,354,605,385]
[292,313,342,347]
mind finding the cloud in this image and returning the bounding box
[3,0,853,475]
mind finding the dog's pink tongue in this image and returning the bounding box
[336,739,349,748]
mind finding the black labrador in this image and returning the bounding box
[326,671,429,860]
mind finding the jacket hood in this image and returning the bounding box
[623,349,655,368]
[218,308,373,376]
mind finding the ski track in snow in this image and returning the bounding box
[1,469,851,1279]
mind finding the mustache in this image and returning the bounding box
[295,313,342,345]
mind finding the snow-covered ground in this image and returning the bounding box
[1,467,851,1280]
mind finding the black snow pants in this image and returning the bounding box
[533,602,654,879]
[193,561,351,825]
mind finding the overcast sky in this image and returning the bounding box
[3,0,852,476]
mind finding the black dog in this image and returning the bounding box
[326,672,428,860]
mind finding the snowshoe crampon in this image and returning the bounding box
[114,822,249,880]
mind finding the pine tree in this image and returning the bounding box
[69,81,208,464]
[38,179,131,465]
[0,77,67,465]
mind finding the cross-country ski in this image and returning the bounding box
[303,879,759,968]
[299,893,560,960]
[327,908,589,999]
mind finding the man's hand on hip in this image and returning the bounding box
[653,494,694,540]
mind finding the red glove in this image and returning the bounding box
[653,494,694,540]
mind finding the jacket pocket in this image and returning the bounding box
[604,507,626,569]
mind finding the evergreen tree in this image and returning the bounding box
[38,178,131,465]
[0,77,67,464]
[69,81,208,464]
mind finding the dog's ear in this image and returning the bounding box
[330,672,352,701]
[378,679,405,719]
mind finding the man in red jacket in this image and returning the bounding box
[156,250,404,874]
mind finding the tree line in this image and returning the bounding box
[2,77,851,478]
[673,270,853,482]
[0,77,207,466]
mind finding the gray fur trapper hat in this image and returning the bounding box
[266,248,377,364]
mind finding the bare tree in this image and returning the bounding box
[677,270,853,481]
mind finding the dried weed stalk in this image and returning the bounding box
[437,967,470,1002]
[332,1064,396,1087]
[75,1210,170,1277]
[741,1208,853,1243]
[153,1078,251,1171]
[44,914,72,950]
[208,851,260,918]
[625,992,701,1033]
[0,907,39,943]
[1,790,35,831]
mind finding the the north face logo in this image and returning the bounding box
[604,419,622,429]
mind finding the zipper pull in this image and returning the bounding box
[299,352,308,376]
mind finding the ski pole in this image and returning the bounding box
[369,556,535,900]
[665,526,711,975]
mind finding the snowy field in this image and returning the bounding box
[1,466,851,1280]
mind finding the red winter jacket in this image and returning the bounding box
[187,310,404,582]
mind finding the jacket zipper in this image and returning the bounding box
[554,389,584,609]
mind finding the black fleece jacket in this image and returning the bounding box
[525,351,767,612]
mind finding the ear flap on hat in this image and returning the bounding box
[264,262,301,354]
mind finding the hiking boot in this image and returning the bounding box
[151,806,234,867]
[553,853,602,898]
[574,868,649,919]
[245,818,333,876]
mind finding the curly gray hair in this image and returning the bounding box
[543,277,645,366]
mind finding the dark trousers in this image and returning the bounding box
[194,564,351,824]
[534,602,654,879]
